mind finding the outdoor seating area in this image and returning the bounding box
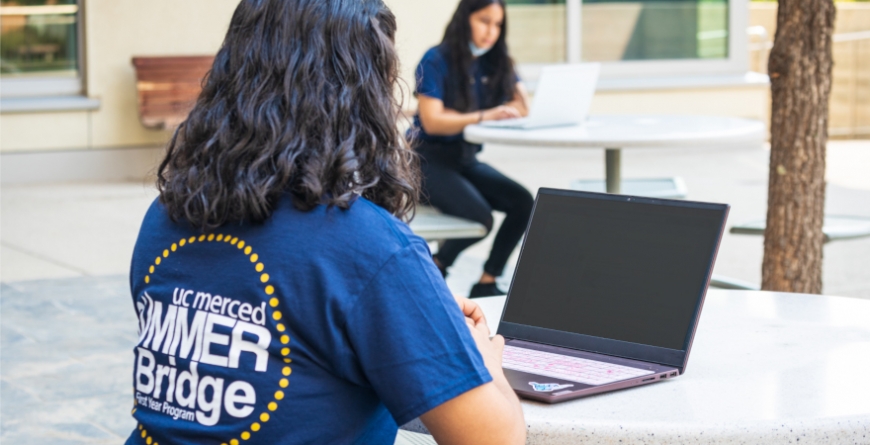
[3,138,869,443]
[1,0,869,444]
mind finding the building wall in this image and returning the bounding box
[590,86,769,122]
[387,0,461,103]
[1,111,91,152]
[84,0,238,149]
[2,0,770,160]
[1,0,239,154]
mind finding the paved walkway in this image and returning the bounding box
[1,276,136,444]
[1,139,869,443]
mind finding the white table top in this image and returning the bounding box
[472,290,870,444]
[464,115,766,148]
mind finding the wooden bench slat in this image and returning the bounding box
[132,55,215,129]
[137,103,197,113]
[132,56,214,67]
[134,67,211,77]
[136,85,203,96]
[135,74,208,83]
[138,104,196,114]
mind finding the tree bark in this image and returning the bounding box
[762,0,835,293]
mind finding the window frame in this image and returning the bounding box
[0,1,86,98]
[515,0,750,83]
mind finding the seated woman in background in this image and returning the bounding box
[126,0,525,443]
[412,0,534,298]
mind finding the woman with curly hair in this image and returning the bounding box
[125,0,524,443]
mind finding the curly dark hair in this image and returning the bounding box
[157,0,419,232]
[441,0,516,112]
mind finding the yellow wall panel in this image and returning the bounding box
[592,87,770,123]
[386,0,460,106]
[83,0,239,148]
[0,112,90,153]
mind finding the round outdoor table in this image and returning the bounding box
[467,290,870,444]
[464,115,766,194]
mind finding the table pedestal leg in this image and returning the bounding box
[605,148,621,194]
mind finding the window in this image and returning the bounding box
[0,0,82,97]
[506,0,567,64]
[506,0,747,79]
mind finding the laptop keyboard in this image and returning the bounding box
[502,345,655,386]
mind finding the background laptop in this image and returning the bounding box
[497,188,729,403]
[480,63,600,130]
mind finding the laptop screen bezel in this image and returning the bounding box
[496,188,729,371]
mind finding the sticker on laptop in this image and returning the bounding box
[529,382,574,392]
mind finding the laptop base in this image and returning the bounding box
[479,118,581,130]
[504,339,678,404]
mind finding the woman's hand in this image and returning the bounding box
[419,295,525,445]
[454,295,508,388]
[465,316,506,373]
[454,295,489,334]
[417,95,522,135]
[481,105,522,122]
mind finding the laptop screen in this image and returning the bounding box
[502,190,727,351]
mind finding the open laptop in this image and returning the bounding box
[480,63,600,130]
[497,188,729,403]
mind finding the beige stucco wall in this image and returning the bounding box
[2,0,772,155]
[387,0,460,104]
[1,111,91,152]
[1,0,455,153]
[1,0,239,153]
[591,86,769,122]
[84,0,238,149]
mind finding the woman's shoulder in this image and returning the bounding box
[264,195,424,253]
[419,45,449,69]
[139,195,425,267]
[347,198,422,249]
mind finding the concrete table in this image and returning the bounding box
[469,290,870,444]
[464,115,766,195]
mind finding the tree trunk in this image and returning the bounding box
[762,0,835,293]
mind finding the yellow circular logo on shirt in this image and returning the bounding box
[132,233,291,445]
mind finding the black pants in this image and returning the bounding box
[417,140,534,277]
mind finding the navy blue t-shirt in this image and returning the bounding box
[125,196,491,444]
[411,45,519,143]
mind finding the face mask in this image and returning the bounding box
[469,41,492,58]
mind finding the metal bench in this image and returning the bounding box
[408,206,488,242]
[713,215,870,291]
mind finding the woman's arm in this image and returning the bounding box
[417,95,522,136]
[419,297,526,445]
